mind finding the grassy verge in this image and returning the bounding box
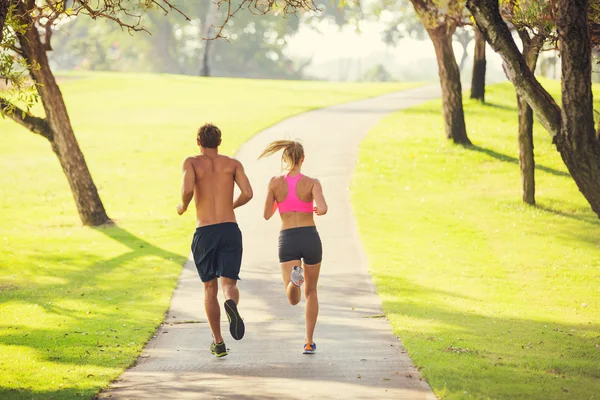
[0,73,419,399]
[352,80,600,400]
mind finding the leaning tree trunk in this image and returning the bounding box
[17,15,110,226]
[467,0,600,218]
[517,37,542,205]
[470,26,486,102]
[429,24,471,145]
[554,0,600,216]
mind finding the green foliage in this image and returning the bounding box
[409,0,467,30]
[0,72,415,399]
[0,4,39,114]
[370,0,427,44]
[49,2,306,79]
[352,81,600,399]
[501,0,555,43]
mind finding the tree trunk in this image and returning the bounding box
[467,0,561,136]
[0,0,8,43]
[517,35,542,206]
[517,96,535,204]
[428,25,471,145]
[554,0,600,217]
[199,2,216,77]
[147,12,181,74]
[459,42,469,73]
[467,0,600,218]
[470,27,486,101]
[17,10,110,226]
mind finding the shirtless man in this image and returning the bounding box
[177,123,253,358]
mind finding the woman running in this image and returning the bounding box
[259,140,328,354]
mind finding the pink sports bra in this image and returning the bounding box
[277,174,314,214]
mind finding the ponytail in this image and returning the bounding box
[258,140,304,171]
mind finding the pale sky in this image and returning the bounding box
[285,18,508,82]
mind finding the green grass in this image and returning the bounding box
[352,80,600,399]
[0,72,419,399]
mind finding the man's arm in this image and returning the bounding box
[233,160,253,209]
[312,179,328,216]
[177,157,195,215]
[263,178,278,220]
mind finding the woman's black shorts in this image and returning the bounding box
[278,226,322,265]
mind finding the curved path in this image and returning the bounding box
[100,85,441,399]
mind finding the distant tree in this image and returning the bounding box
[500,0,554,206]
[408,0,472,144]
[470,25,486,101]
[363,64,395,81]
[454,26,474,73]
[50,2,305,79]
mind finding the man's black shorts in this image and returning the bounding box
[191,222,242,282]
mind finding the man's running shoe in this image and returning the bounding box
[303,342,317,354]
[224,299,245,340]
[210,342,228,358]
[291,266,304,287]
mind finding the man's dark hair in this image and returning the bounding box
[197,123,221,148]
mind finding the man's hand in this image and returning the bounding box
[176,203,187,216]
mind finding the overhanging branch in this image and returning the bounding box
[467,0,562,137]
[0,98,53,140]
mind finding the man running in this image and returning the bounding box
[177,123,253,358]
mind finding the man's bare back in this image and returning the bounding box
[179,154,252,227]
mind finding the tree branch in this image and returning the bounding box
[0,98,53,140]
[467,0,562,137]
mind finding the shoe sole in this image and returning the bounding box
[303,350,315,354]
[211,350,228,358]
[224,299,245,340]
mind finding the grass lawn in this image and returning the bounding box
[0,72,418,399]
[352,80,600,400]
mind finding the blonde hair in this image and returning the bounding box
[258,140,304,171]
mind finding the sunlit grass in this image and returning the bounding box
[352,80,600,400]
[0,72,419,399]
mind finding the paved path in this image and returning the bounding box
[100,85,441,400]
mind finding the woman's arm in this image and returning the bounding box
[263,178,278,220]
[312,179,328,216]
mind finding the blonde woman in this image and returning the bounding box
[259,140,328,354]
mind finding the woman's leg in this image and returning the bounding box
[303,261,321,344]
[281,260,302,305]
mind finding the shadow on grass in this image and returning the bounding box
[376,277,600,400]
[467,145,571,178]
[0,224,188,398]
[481,102,518,112]
[536,203,600,227]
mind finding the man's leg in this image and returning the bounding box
[204,278,223,344]
[221,277,239,304]
[222,277,245,340]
